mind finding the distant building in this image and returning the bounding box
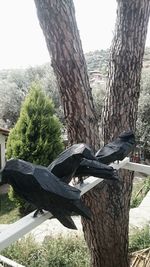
[0,127,9,169]
[89,70,106,85]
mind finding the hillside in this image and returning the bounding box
[85,49,110,74]
[85,47,150,74]
[0,48,150,128]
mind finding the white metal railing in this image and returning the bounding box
[0,255,25,267]
[0,157,149,253]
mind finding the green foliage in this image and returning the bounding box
[85,48,150,155]
[92,82,106,120]
[130,197,142,209]
[130,176,150,208]
[8,186,35,215]
[6,83,64,214]
[2,235,90,267]
[2,227,150,265]
[0,193,20,223]
[129,226,150,252]
[0,63,61,127]
[2,236,44,267]
[144,176,150,194]
[85,49,110,74]
[136,48,150,157]
[43,235,90,267]
[6,83,64,165]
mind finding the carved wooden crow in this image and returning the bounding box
[95,131,136,164]
[48,143,119,183]
[48,143,96,184]
[0,159,91,229]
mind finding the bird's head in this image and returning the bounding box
[119,130,135,140]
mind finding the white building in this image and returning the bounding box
[0,127,9,169]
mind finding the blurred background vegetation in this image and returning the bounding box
[0,48,150,158]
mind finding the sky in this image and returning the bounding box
[0,0,149,70]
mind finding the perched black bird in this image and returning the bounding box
[95,131,136,164]
[0,159,91,229]
[75,159,119,180]
[48,143,96,184]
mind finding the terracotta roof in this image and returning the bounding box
[0,127,10,136]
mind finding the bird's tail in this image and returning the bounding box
[52,211,77,230]
[73,199,91,220]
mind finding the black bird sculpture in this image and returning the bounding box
[48,143,118,183]
[48,143,96,184]
[75,159,118,180]
[0,159,91,229]
[95,130,136,164]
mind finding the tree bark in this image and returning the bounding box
[82,1,150,267]
[34,1,150,267]
[34,0,99,150]
[103,0,150,141]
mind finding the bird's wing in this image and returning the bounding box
[75,159,119,180]
[48,144,84,169]
[48,143,96,170]
[96,143,120,158]
[33,166,80,200]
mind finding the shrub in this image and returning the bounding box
[2,229,150,266]
[43,235,90,267]
[2,235,90,267]
[0,193,20,224]
[130,176,150,208]
[6,83,64,215]
[8,186,35,216]
[2,236,46,267]
[144,176,150,194]
[6,83,64,165]
[129,225,150,253]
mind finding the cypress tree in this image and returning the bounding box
[7,83,64,166]
[6,83,64,214]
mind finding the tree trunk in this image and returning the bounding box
[34,1,150,267]
[34,0,99,150]
[103,0,150,141]
[82,1,150,266]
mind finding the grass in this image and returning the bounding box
[0,193,20,223]
[130,176,150,208]
[129,225,150,253]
